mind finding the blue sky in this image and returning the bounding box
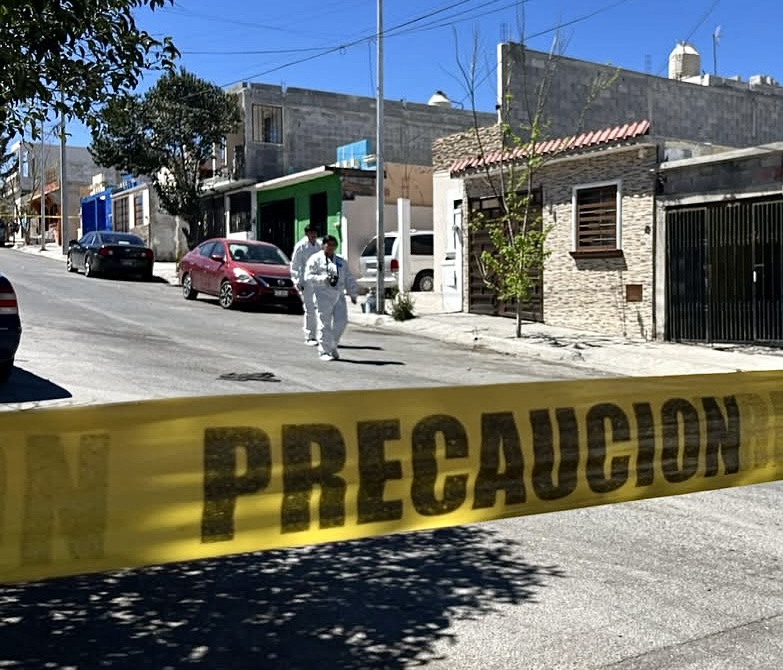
[62,0,783,147]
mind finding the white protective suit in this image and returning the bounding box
[289,235,321,342]
[305,250,358,359]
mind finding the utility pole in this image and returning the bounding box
[375,0,385,313]
[39,118,46,251]
[59,103,68,255]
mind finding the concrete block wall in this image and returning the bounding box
[230,84,496,181]
[660,143,783,200]
[462,143,659,338]
[500,44,783,149]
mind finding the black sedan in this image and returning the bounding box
[66,231,154,279]
[0,272,22,383]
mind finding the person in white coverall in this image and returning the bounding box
[305,235,358,361]
[289,224,321,345]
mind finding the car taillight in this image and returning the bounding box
[143,249,154,259]
[390,258,399,272]
[0,290,18,315]
[98,247,113,256]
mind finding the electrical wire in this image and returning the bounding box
[457,0,637,105]
[655,0,722,74]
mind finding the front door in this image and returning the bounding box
[666,198,783,343]
[258,199,295,257]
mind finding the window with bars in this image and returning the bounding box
[133,194,144,228]
[251,105,283,144]
[572,182,621,252]
[114,197,129,232]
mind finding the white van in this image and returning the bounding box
[357,230,434,293]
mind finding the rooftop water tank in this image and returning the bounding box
[668,42,701,80]
[427,90,452,107]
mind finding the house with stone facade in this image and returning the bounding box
[442,120,661,338]
[436,119,743,340]
[432,41,783,343]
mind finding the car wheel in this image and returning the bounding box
[0,359,13,383]
[84,255,94,277]
[218,280,235,309]
[414,271,434,292]
[66,253,76,273]
[182,273,198,300]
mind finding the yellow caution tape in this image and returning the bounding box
[1,371,782,583]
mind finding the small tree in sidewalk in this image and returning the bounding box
[454,30,617,337]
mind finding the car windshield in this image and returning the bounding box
[98,233,145,246]
[229,243,289,265]
[361,236,395,257]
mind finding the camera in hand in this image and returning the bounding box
[327,266,338,287]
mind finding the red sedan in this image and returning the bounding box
[178,238,301,311]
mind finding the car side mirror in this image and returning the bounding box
[210,253,225,263]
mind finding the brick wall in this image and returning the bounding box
[462,143,659,338]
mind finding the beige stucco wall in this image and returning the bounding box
[462,143,659,338]
[383,163,433,206]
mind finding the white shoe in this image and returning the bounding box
[305,339,318,346]
[319,353,335,361]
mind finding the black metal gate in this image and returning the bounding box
[666,198,783,343]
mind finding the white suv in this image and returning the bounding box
[357,230,434,293]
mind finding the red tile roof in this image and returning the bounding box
[449,119,651,175]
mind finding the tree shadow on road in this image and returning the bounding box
[0,367,72,404]
[0,526,563,669]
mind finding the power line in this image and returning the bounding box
[655,0,722,74]
[458,0,637,105]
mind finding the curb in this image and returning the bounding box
[12,244,179,285]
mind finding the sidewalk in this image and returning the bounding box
[347,291,783,378]
[12,242,783,378]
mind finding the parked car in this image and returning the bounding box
[0,272,22,383]
[357,230,434,293]
[67,231,154,279]
[178,238,301,311]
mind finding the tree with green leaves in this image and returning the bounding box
[455,32,617,337]
[0,1,178,139]
[89,69,241,250]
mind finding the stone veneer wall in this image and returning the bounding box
[432,124,502,171]
[462,143,659,338]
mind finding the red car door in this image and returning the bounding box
[186,241,210,291]
[202,240,227,295]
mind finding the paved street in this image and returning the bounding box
[0,248,596,410]
[1,248,781,669]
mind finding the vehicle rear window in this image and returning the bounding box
[361,236,395,256]
[98,233,145,246]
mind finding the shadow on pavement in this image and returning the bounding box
[339,359,405,366]
[0,526,563,669]
[339,344,384,351]
[0,367,72,403]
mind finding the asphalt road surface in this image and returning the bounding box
[1,249,781,669]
